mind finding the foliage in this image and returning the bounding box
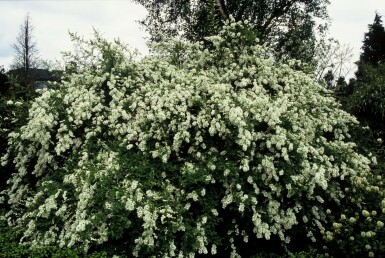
[322,70,334,89]
[326,14,385,256]
[0,209,111,258]
[0,66,10,95]
[335,13,385,136]
[336,13,385,135]
[0,68,35,195]
[1,208,327,258]
[288,249,328,258]
[1,20,378,257]
[353,12,385,87]
[134,0,330,64]
[346,63,385,133]
[320,123,385,257]
[359,13,385,67]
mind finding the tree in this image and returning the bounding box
[341,13,385,133]
[0,67,11,195]
[0,66,10,153]
[354,13,385,83]
[333,76,350,101]
[322,69,334,89]
[347,63,385,133]
[134,0,330,63]
[11,13,40,87]
[0,66,30,197]
[360,12,385,66]
[315,38,354,83]
[2,21,377,257]
[0,66,9,97]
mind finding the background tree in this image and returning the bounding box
[315,38,354,84]
[0,65,33,196]
[0,66,10,97]
[11,13,40,89]
[359,12,385,66]
[134,0,330,63]
[327,14,385,257]
[337,13,385,138]
[347,63,385,134]
[322,69,334,89]
[0,67,11,198]
[353,13,385,83]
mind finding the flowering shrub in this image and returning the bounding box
[320,125,385,257]
[323,172,385,257]
[1,22,376,256]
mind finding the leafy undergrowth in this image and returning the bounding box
[0,209,108,258]
[0,212,327,258]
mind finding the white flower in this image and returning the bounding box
[2,23,374,255]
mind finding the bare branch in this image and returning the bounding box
[11,13,40,74]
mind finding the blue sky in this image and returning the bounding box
[1,0,385,78]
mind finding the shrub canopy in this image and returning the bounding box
[1,21,373,256]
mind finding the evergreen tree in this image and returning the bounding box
[360,13,385,66]
[343,13,385,135]
[355,13,385,82]
[323,69,334,89]
[0,66,9,97]
[348,63,385,133]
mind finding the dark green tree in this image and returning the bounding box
[348,63,385,133]
[333,76,350,102]
[0,66,10,97]
[338,13,385,105]
[0,66,35,196]
[134,0,329,63]
[354,13,385,83]
[360,13,385,66]
[340,13,385,137]
[0,67,12,193]
[322,69,334,89]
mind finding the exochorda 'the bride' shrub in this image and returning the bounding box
[1,21,374,256]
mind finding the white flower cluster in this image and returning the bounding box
[1,21,372,256]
